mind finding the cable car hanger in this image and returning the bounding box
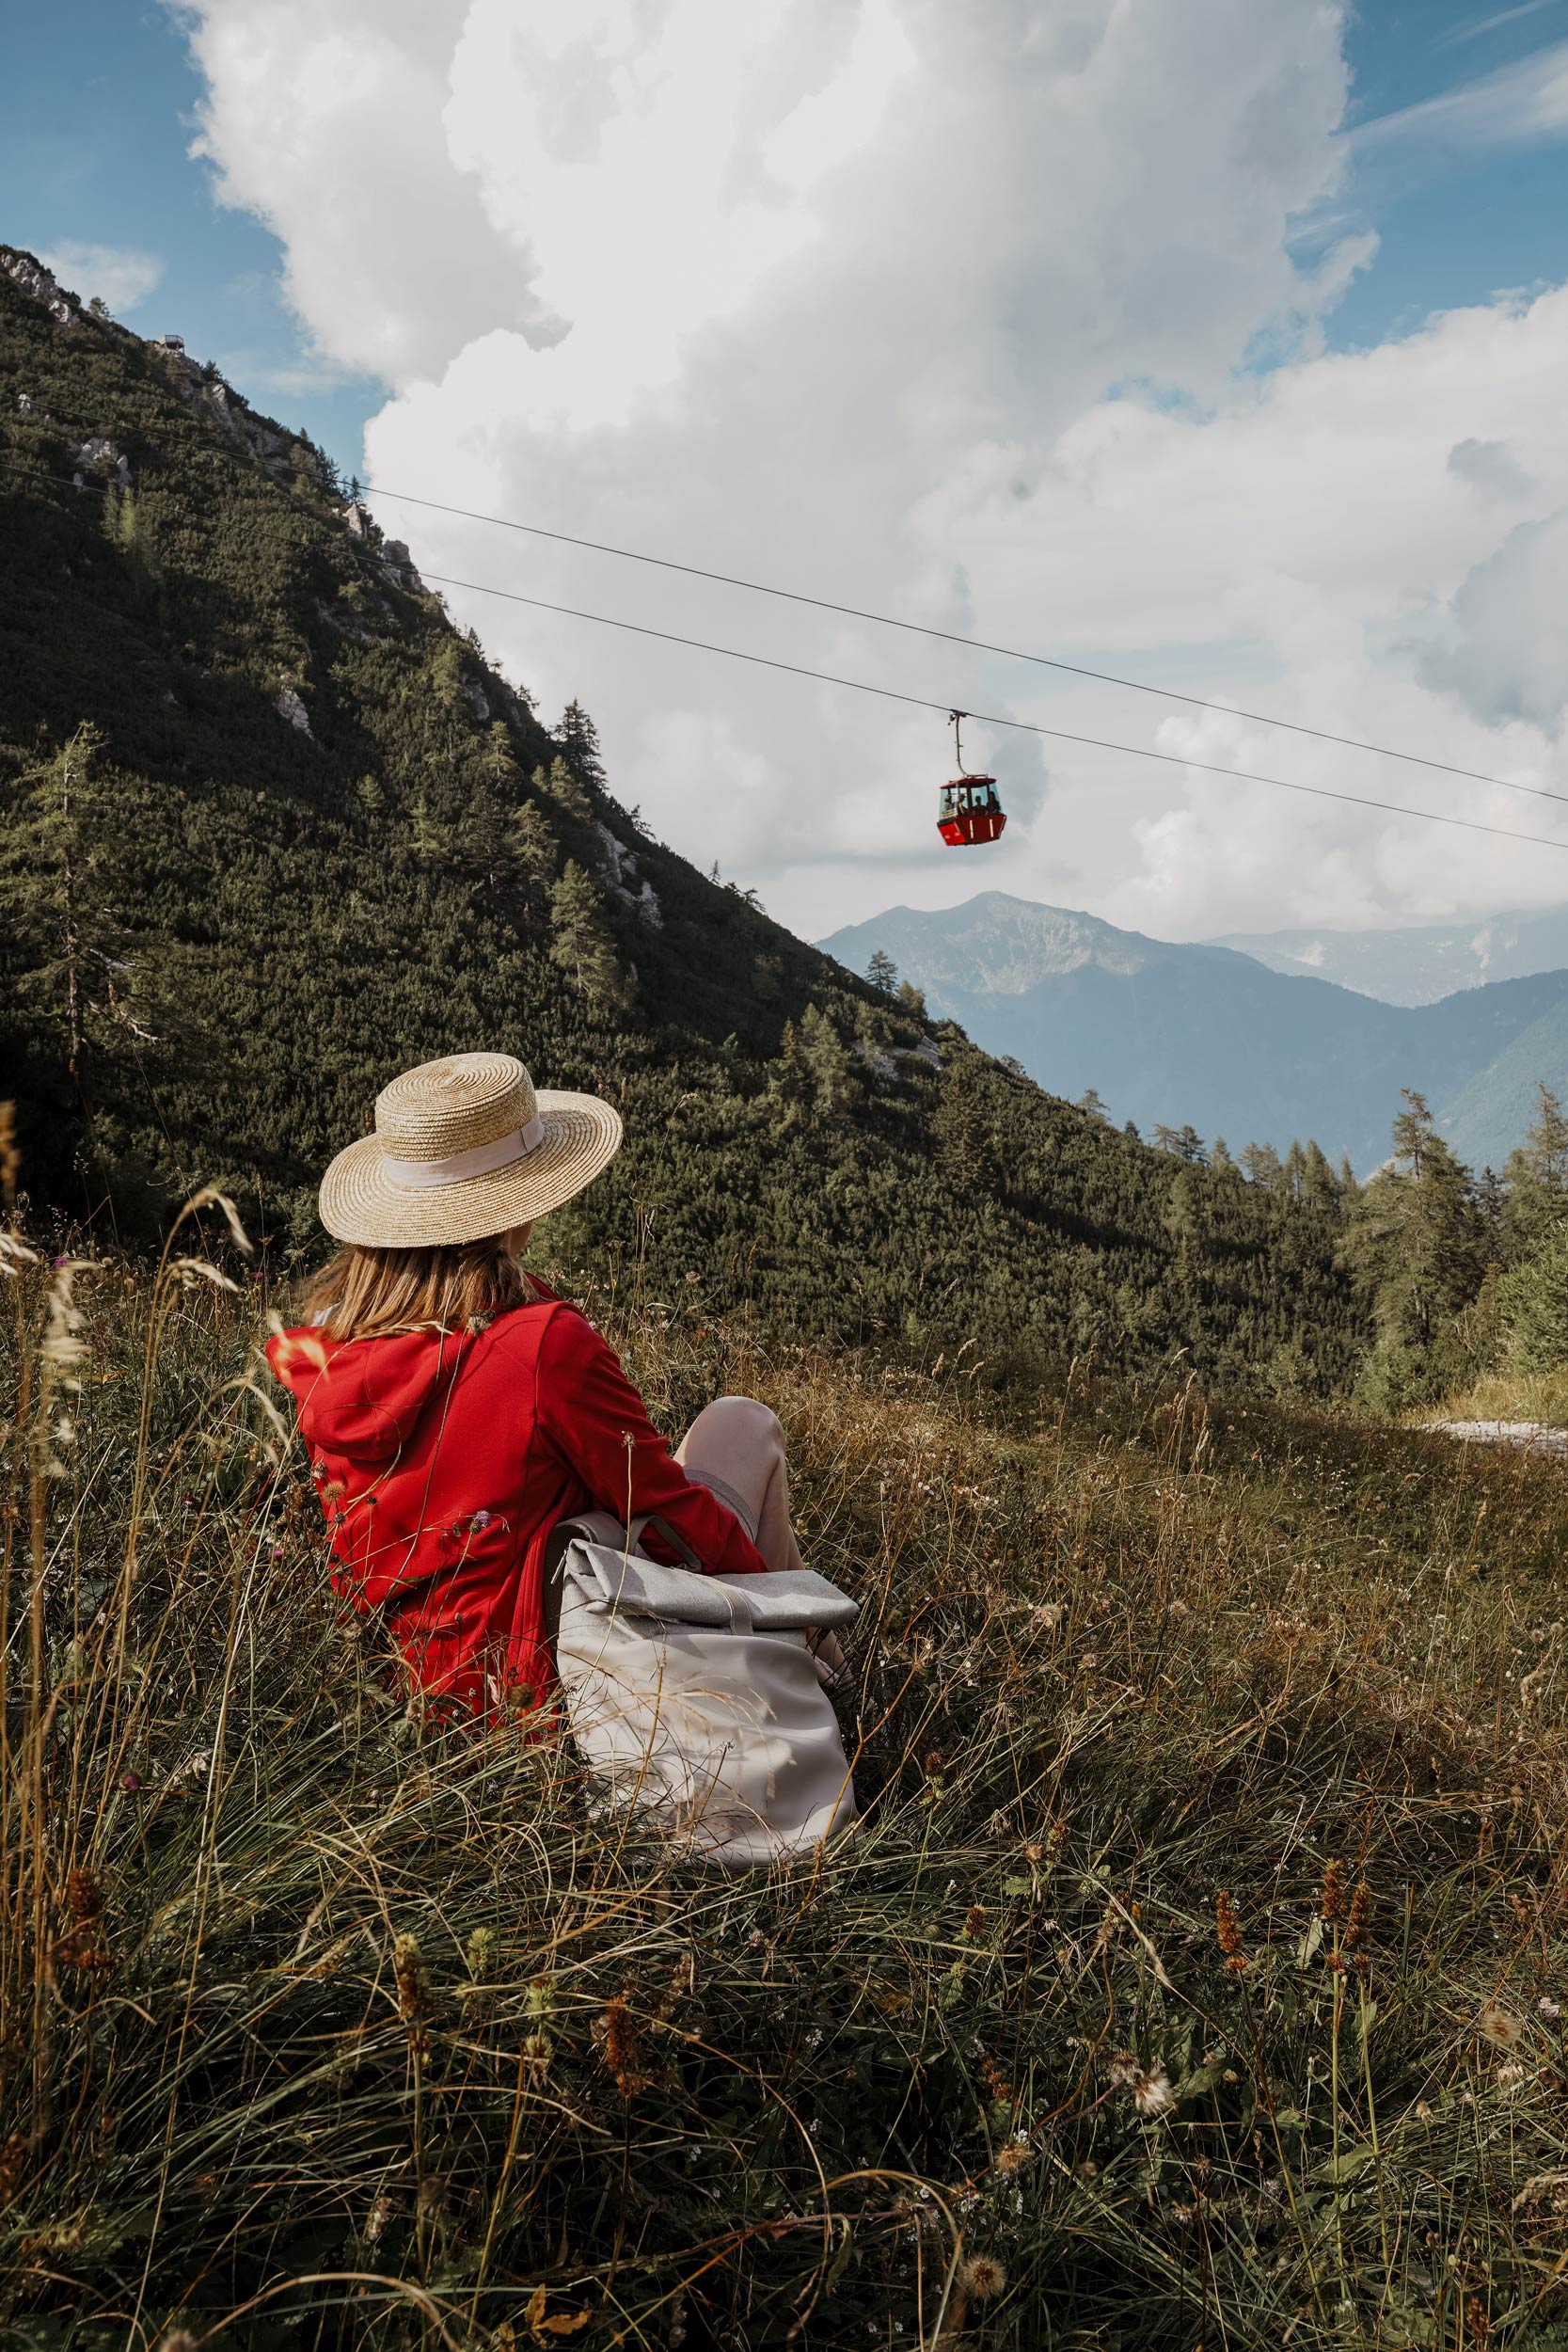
[938,710,1006,849]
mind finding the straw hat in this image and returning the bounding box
[319,1052,623,1248]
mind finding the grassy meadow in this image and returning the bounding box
[4,1204,1568,2351]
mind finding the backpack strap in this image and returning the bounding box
[542,1508,706,1643]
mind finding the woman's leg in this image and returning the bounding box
[675,1395,804,1574]
[675,1397,844,1683]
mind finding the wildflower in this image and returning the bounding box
[1345,1879,1373,1977]
[363,2192,394,2244]
[1319,1859,1348,1923]
[1466,2296,1492,2345]
[595,1995,649,2097]
[962,1905,987,1939]
[0,2134,29,2210]
[962,2255,1006,2302]
[1497,2060,1527,2086]
[1539,1996,1561,2020]
[1214,1891,1248,1974]
[470,1507,493,1532]
[1478,2006,1524,2050]
[995,2139,1034,2175]
[1132,2064,1176,2118]
[119,1772,143,1793]
[392,1932,432,2055]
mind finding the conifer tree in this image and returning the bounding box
[895,978,927,1017]
[1241,1141,1283,1189]
[1341,1089,1484,1402]
[513,802,559,898]
[408,790,443,866]
[936,1064,1001,1192]
[768,1018,815,1131]
[548,861,625,1006]
[798,1004,858,1120]
[1153,1123,1206,1166]
[0,724,107,1076]
[557,700,606,791]
[536,755,593,822]
[1503,1082,1568,1257]
[865,948,899,995]
[1300,1139,1339,1209]
[1077,1089,1109,1121]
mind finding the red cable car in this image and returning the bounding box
[938,710,1006,847]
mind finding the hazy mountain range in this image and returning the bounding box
[1210,907,1568,1008]
[820,893,1568,1174]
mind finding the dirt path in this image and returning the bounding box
[1422,1419,1568,1459]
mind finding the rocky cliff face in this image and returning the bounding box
[2,250,77,328]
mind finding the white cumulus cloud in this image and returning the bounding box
[40,240,165,316]
[171,0,1568,946]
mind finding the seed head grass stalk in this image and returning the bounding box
[2,1221,1567,2346]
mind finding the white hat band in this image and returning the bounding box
[383,1114,546,1190]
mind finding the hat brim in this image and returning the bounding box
[318,1091,624,1248]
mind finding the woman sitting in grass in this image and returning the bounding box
[268,1050,841,1715]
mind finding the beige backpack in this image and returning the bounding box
[547,1510,860,1868]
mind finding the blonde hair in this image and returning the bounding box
[299,1235,531,1343]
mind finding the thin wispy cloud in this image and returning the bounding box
[1438,0,1560,48]
[1438,0,1563,50]
[40,241,165,315]
[1358,33,1568,149]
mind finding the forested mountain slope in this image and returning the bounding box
[0,247,1369,1391]
[821,892,1568,1172]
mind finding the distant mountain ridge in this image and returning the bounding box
[1211,907,1568,1007]
[819,893,1568,1173]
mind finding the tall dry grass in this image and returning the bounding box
[3,1202,1567,2349]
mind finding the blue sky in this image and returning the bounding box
[0,3,381,471]
[3,1,1568,480]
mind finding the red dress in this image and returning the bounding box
[266,1286,767,1716]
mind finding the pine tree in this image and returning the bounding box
[1077,1089,1109,1121]
[1341,1089,1485,1403]
[1283,1140,1307,1197]
[557,700,606,792]
[935,1065,1001,1191]
[536,755,593,823]
[855,997,894,1058]
[895,978,927,1017]
[1153,1123,1206,1166]
[1503,1082,1568,1257]
[1300,1139,1339,1209]
[798,1004,858,1120]
[1241,1141,1283,1190]
[409,791,443,866]
[767,1018,815,1131]
[1498,1224,1568,1370]
[548,861,625,1006]
[513,802,559,898]
[865,948,899,995]
[0,724,106,1077]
